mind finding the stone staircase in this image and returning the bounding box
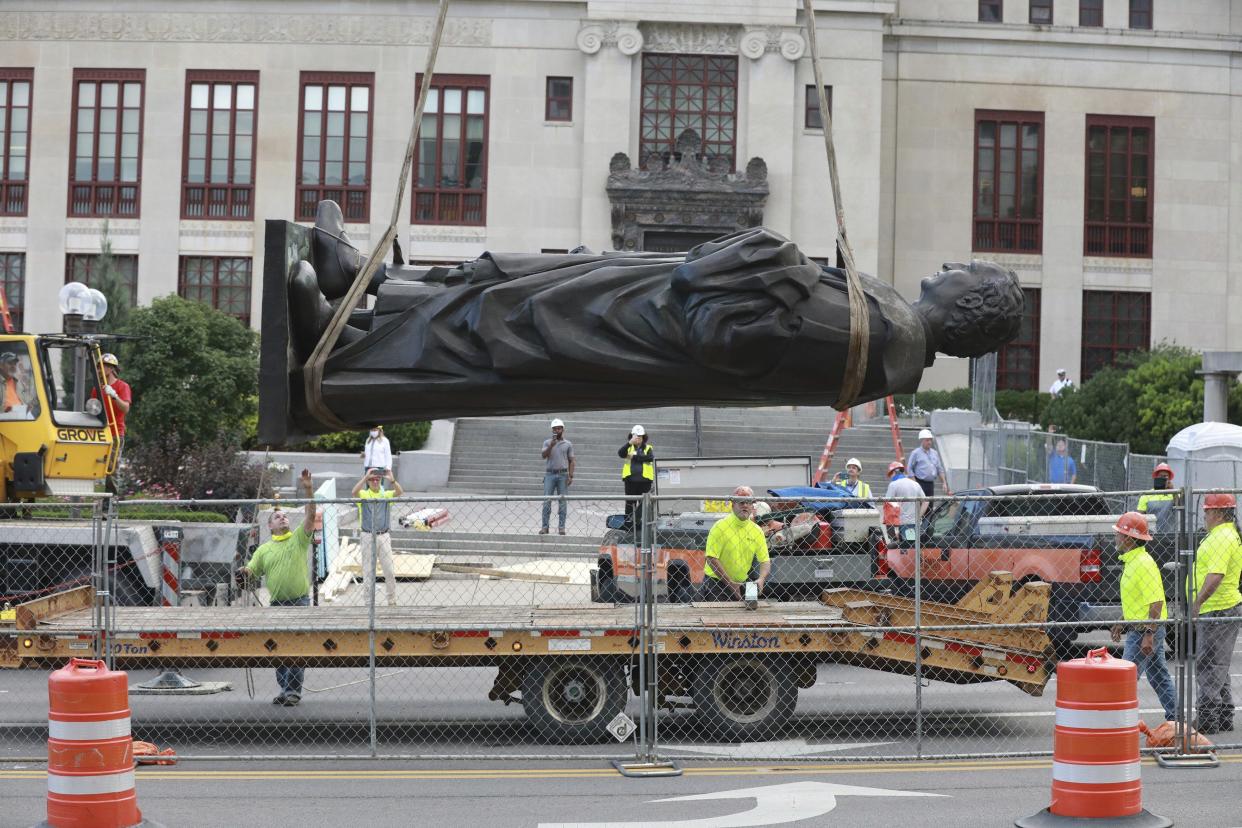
[446,407,922,496]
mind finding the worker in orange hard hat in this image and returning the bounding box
[1138,463,1175,514]
[884,460,924,543]
[1110,511,1177,721]
[1188,491,1242,733]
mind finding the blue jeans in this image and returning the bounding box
[542,471,568,531]
[1122,626,1178,721]
[271,596,309,697]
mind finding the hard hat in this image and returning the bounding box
[753,501,771,517]
[1152,463,1173,480]
[101,352,119,367]
[631,425,645,436]
[1204,492,1237,511]
[845,458,862,471]
[550,418,564,429]
[918,429,934,440]
[887,461,905,475]
[1056,368,1067,375]
[1112,511,1152,542]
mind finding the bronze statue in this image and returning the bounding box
[258,201,1023,444]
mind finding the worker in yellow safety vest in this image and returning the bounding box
[618,424,654,531]
[835,458,873,499]
[1138,463,1175,514]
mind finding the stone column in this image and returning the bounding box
[577,21,642,251]
[1199,352,1242,423]
[739,27,805,237]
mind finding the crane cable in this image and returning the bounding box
[303,0,453,431]
[802,0,870,409]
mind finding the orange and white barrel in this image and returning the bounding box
[1016,647,1170,826]
[44,658,142,828]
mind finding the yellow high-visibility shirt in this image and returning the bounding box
[1188,522,1242,613]
[704,513,769,583]
[1119,546,1166,621]
[1137,492,1173,513]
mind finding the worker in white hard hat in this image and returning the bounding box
[618,424,654,531]
[540,418,575,534]
[1049,368,1074,396]
[834,457,872,499]
[907,428,950,501]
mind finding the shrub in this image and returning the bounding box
[120,433,274,505]
[287,421,432,453]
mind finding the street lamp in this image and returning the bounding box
[59,282,107,334]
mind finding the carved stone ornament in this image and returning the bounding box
[576,21,643,55]
[639,22,739,55]
[739,26,807,61]
[0,12,492,46]
[605,129,769,252]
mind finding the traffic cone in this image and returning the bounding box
[1016,648,1171,826]
[34,658,165,828]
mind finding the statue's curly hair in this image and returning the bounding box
[939,261,1025,358]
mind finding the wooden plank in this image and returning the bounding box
[15,585,94,630]
[436,563,571,584]
[339,552,436,580]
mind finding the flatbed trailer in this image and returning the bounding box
[3,573,1054,742]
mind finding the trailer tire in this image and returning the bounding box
[691,655,797,741]
[522,658,628,744]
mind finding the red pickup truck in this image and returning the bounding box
[885,483,1143,656]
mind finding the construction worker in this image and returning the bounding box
[1188,492,1242,734]
[700,485,770,601]
[238,470,317,707]
[93,352,132,449]
[884,461,924,542]
[618,424,654,532]
[836,458,872,499]
[540,418,575,535]
[352,467,404,607]
[1109,511,1177,722]
[1138,463,1176,514]
[907,429,951,498]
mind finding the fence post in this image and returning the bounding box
[1157,485,1218,768]
[368,518,379,758]
[914,498,924,759]
[613,491,680,777]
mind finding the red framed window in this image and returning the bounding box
[1084,115,1153,258]
[0,69,32,216]
[66,253,138,307]
[1082,290,1150,380]
[297,72,372,223]
[1129,0,1152,29]
[412,74,489,226]
[0,252,24,331]
[804,85,833,130]
[997,288,1041,390]
[182,71,258,220]
[178,256,251,324]
[545,77,572,122]
[979,0,1003,21]
[1030,0,1053,23]
[1079,0,1103,26]
[640,54,738,169]
[69,70,144,218]
[973,110,1043,253]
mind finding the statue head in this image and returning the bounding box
[914,261,1024,358]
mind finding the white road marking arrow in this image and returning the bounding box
[662,738,894,758]
[538,780,944,828]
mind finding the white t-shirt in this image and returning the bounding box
[1049,378,1073,395]
[885,476,925,526]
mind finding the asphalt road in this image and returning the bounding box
[6,754,1242,827]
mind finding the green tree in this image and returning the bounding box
[120,295,258,447]
[1042,345,1242,455]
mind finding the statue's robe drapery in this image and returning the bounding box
[309,227,931,425]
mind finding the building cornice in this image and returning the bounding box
[577,21,806,60]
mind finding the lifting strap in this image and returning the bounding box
[801,0,870,409]
[302,0,453,431]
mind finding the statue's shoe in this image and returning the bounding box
[311,199,388,299]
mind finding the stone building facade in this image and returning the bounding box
[0,0,1239,391]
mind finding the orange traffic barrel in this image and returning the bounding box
[1016,647,1170,827]
[36,658,163,828]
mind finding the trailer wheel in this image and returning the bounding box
[522,658,628,744]
[691,655,796,741]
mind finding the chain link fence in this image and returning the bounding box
[967,422,1131,491]
[3,485,1242,765]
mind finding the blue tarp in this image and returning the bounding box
[767,483,873,511]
